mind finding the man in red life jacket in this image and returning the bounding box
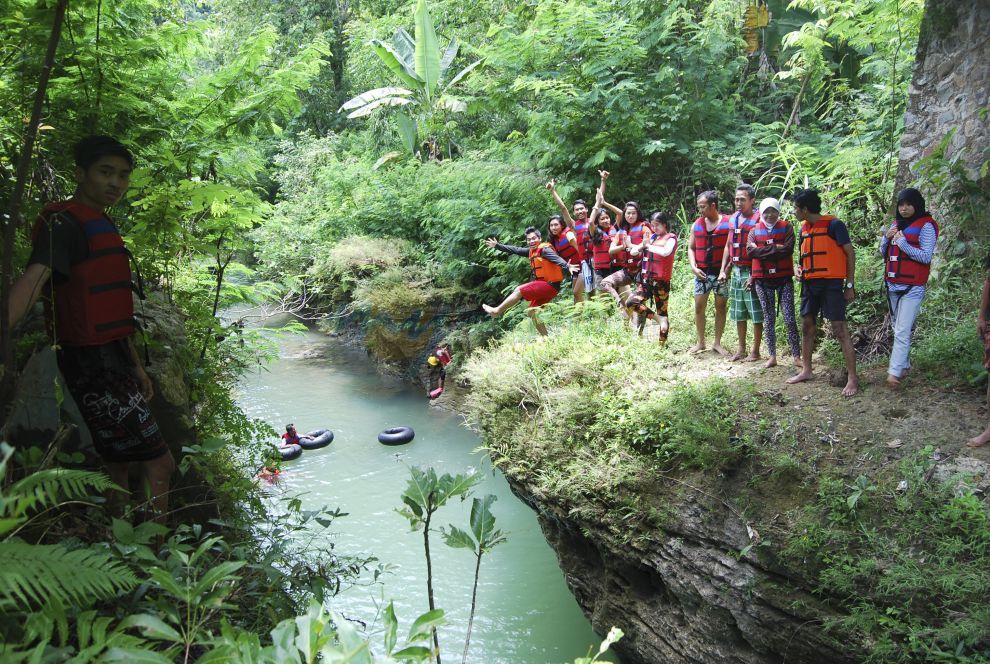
[482,227,579,336]
[547,179,590,303]
[786,188,859,397]
[6,135,175,518]
[687,191,730,355]
[719,184,764,362]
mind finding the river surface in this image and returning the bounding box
[236,328,612,663]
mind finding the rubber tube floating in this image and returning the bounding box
[279,443,303,461]
[378,426,415,445]
[299,429,334,450]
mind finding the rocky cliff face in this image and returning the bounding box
[506,476,856,664]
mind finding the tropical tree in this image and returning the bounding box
[339,0,482,160]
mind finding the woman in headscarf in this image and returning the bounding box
[879,188,939,388]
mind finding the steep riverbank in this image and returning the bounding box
[463,311,990,663]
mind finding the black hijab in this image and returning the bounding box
[895,188,927,231]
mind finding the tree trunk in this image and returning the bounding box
[0,0,68,402]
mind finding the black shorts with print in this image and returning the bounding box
[58,341,169,463]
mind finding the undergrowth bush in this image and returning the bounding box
[783,448,990,662]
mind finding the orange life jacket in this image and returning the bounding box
[750,221,795,279]
[31,201,138,346]
[799,215,847,280]
[641,232,677,282]
[529,242,564,283]
[885,217,938,286]
[728,210,759,269]
[691,214,731,270]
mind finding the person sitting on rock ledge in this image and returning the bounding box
[482,227,579,336]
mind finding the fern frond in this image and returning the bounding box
[0,541,137,610]
[4,469,113,518]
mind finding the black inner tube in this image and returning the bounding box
[378,426,415,445]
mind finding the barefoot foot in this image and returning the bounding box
[712,344,729,357]
[886,374,901,389]
[966,429,990,448]
[743,353,761,363]
[764,356,777,369]
[729,351,745,362]
[841,379,859,397]
[482,304,497,316]
[688,343,706,354]
[787,371,814,385]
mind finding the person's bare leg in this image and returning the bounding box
[731,321,747,361]
[142,451,176,523]
[746,323,763,361]
[832,321,859,396]
[105,462,131,518]
[483,288,523,316]
[658,316,669,345]
[713,295,729,355]
[527,309,548,336]
[787,316,816,384]
[966,382,990,447]
[690,292,709,353]
[573,277,586,304]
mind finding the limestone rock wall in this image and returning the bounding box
[897,0,990,206]
[506,477,861,664]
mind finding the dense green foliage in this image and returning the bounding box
[3,0,989,660]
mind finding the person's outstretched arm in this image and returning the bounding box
[546,179,575,227]
[7,263,50,328]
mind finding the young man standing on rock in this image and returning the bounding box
[719,184,763,362]
[6,135,176,518]
[786,188,859,397]
[482,227,579,336]
[687,191,731,355]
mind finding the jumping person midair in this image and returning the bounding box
[547,179,590,303]
[747,198,801,369]
[482,227,579,336]
[687,190,731,355]
[600,200,652,317]
[720,184,764,362]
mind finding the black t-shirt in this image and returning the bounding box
[27,211,89,285]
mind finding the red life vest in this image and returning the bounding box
[282,431,301,445]
[641,232,677,282]
[728,210,759,268]
[750,221,795,279]
[551,232,580,265]
[589,228,614,270]
[691,214,731,270]
[620,222,652,273]
[529,242,564,283]
[572,220,589,261]
[799,215,847,280]
[435,348,452,366]
[31,201,137,347]
[885,217,938,286]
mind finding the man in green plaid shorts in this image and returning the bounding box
[719,184,764,361]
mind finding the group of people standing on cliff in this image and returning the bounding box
[482,170,944,402]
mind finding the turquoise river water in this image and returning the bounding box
[236,328,614,663]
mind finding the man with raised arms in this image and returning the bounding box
[687,191,731,355]
[547,179,591,303]
[482,227,579,336]
[786,188,859,397]
[719,184,764,362]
